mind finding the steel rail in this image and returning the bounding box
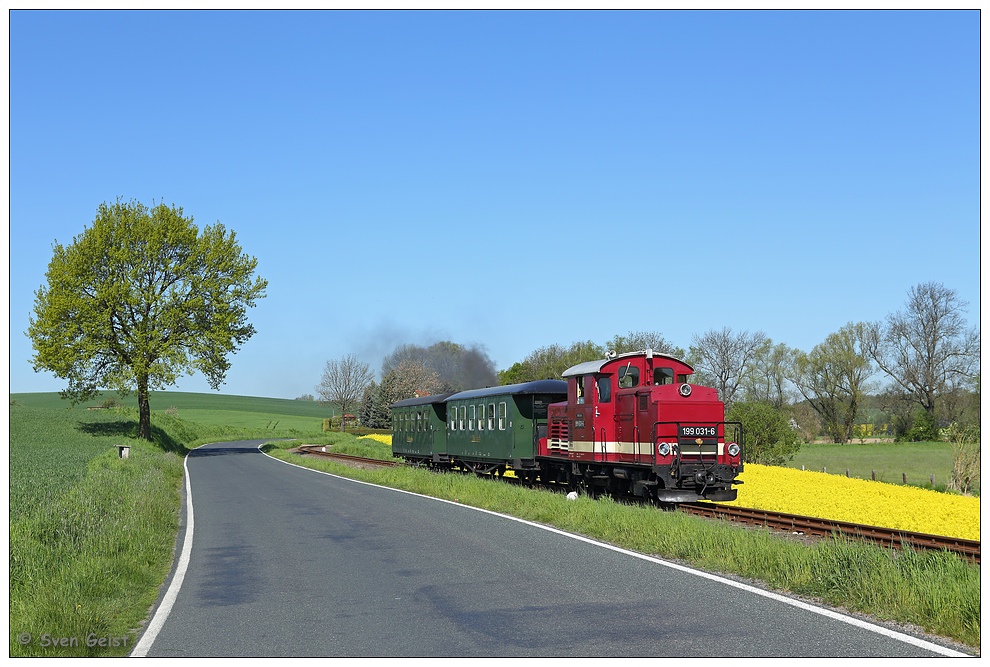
[680,502,980,565]
[295,446,398,467]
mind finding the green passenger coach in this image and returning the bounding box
[442,380,567,474]
[390,393,454,461]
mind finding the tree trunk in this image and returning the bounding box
[138,376,152,441]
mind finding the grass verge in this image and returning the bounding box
[264,436,981,652]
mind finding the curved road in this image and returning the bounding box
[134,441,966,657]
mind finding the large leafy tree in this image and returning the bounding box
[497,340,605,384]
[791,324,873,443]
[28,199,267,441]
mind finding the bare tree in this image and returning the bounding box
[317,354,373,431]
[860,282,980,420]
[689,327,768,407]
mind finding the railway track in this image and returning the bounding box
[680,502,981,565]
[294,447,980,564]
[295,445,398,467]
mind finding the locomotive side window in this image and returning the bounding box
[677,374,689,384]
[576,377,585,404]
[618,365,639,388]
[654,367,674,385]
[498,402,507,430]
[488,403,496,430]
[597,377,611,403]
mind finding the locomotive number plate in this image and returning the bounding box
[679,425,717,438]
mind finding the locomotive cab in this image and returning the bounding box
[543,349,743,504]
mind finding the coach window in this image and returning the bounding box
[469,405,476,430]
[654,367,674,385]
[498,402,507,430]
[597,377,611,403]
[459,405,467,431]
[488,403,496,430]
[449,409,456,431]
[477,404,485,430]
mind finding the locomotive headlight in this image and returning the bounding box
[727,443,740,457]
[657,442,671,457]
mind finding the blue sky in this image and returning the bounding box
[8,10,981,400]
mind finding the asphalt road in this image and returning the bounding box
[136,440,965,657]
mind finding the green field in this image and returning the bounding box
[787,440,977,495]
[12,391,334,433]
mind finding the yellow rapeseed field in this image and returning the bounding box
[724,464,980,541]
[359,433,393,446]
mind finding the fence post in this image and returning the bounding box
[846,468,850,478]
[902,472,907,484]
[871,469,876,481]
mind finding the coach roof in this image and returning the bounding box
[446,379,567,402]
[390,392,456,409]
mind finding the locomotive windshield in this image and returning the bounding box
[653,367,674,385]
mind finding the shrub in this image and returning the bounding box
[904,410,939,442]
[727,402,801,466]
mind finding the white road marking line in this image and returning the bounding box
[130,445,201,657]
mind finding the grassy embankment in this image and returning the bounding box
[8,392,981,654]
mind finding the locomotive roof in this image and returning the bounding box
[446,379,567,402]
[390,392,456,409]
[561,350,694,378]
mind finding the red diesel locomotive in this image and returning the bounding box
[541,349,743,504]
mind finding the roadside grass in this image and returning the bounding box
[787,441,979,495]
[264,436,981,651]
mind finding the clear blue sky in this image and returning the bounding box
[8,9,982,400]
